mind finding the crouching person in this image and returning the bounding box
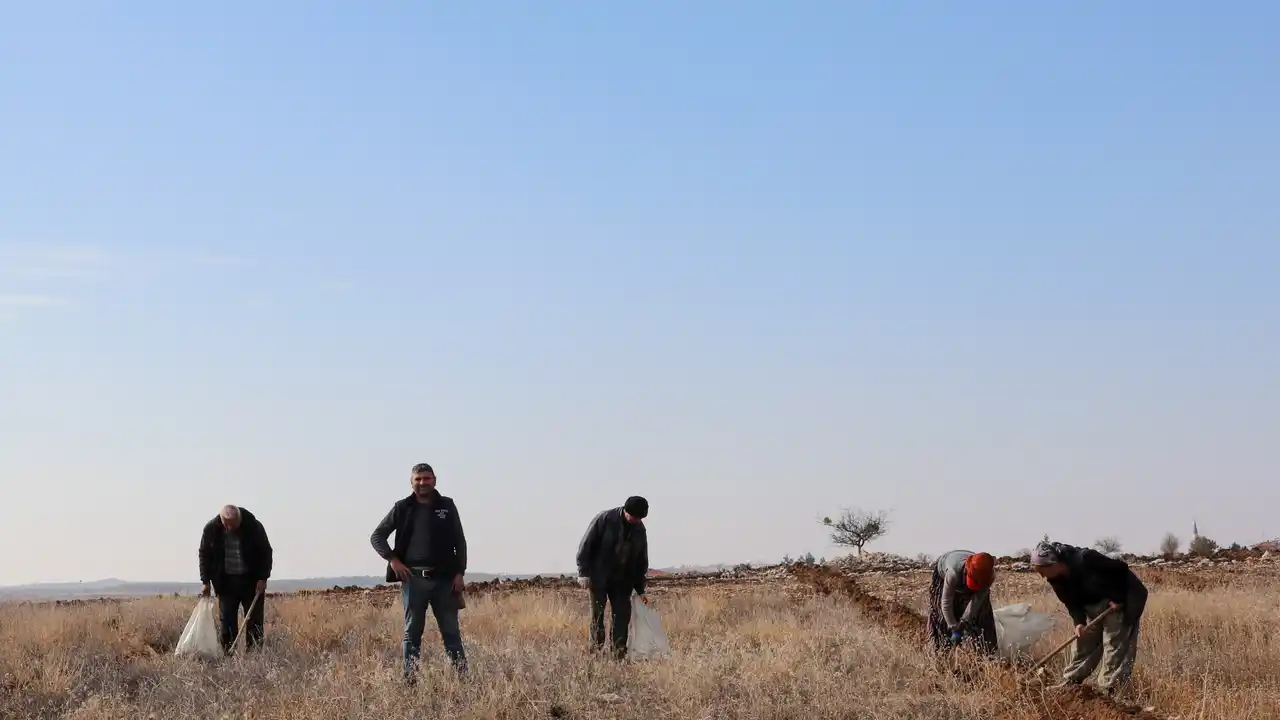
[576,496,650,659]
[198,505,272,653]
[926,550,997,656]
[1030,540,1148,695]
[370,463,469,682]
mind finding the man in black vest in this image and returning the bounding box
[575,496,650,659]
[370,462,468,680]
[198,505,273,653]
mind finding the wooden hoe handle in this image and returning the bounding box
[1029,605,1117,672]
[230,589,262,650]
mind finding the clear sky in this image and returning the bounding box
[2,3,1277,585]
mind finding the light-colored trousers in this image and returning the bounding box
[1063,599,1140,691]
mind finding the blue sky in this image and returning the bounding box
[2,3,1277,585]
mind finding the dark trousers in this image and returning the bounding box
[217,575,264,652]
[590,582,633,659]
[926,568,997,656]
[401,574,467,678]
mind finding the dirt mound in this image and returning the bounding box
[787,563,1166,720]
[294,569,793,602]
[790,563,925,636]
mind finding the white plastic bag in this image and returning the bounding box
[993,602,1057,660]
[175,596,223,659]
[627,593,671,660]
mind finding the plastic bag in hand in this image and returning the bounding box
[627,593,671,660]
[175,596,223,659]
[993,603,1057,660]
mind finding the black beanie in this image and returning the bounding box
[623,496,649,519]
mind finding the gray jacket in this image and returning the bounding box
[936,550,991,629]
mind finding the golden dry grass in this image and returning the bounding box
[1,570,1277,720]
[866,566,1280,718]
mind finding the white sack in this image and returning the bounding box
[627,593,671,660]
[175,596,223,659]
[993,602,1057,660]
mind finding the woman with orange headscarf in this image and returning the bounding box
[926,550,997,655]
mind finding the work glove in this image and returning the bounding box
[949,630,964,646]
[577,576,590,589]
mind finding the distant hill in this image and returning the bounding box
[0,573,501,602]
[0,565,724,603]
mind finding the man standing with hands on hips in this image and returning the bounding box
[371,462,469,681]
[576,496,650,659]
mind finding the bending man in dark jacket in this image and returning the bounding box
[575,496,649,659]
[370,463,468,680]
[198,505,273,653]
[1030,540,1148,694]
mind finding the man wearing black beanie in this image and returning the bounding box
[575,496,650,659]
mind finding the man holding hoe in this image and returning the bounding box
[1030,539,1148,695]
[199,504,273,653]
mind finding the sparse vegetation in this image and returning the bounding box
[1160,533,1180,557]
[2,563,1278,720]
[821,508,890,557]
[1189,534,1220,557]
[1094,536,1123,554]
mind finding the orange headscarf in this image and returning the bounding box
[964,552,996,591]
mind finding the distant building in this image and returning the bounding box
[1252,539,1280,552]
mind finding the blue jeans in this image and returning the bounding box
[401,574,466,677]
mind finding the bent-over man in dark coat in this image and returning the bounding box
[199,505,273,652]
[370,462,469,681]
[575,496,650,659]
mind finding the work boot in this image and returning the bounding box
[1049,679,1082,690]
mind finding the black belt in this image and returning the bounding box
[409,566,439,578]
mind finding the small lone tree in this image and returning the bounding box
[1094,536,1123,554]
[822,508,890,558]
[1159,533,1180,557]
[801,552,816,565]
[1189,534,1219,557]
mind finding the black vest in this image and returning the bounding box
[386,492,462,581]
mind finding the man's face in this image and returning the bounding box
[623,511,642,525]
[411,469,437,497]
[220,514,241,532]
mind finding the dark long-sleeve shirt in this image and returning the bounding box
[370,492,468,576]
[370,507,397,561]
[576,507,648,595]
[1047,545,1146,626]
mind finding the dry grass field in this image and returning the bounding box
[1,563,1277,720]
